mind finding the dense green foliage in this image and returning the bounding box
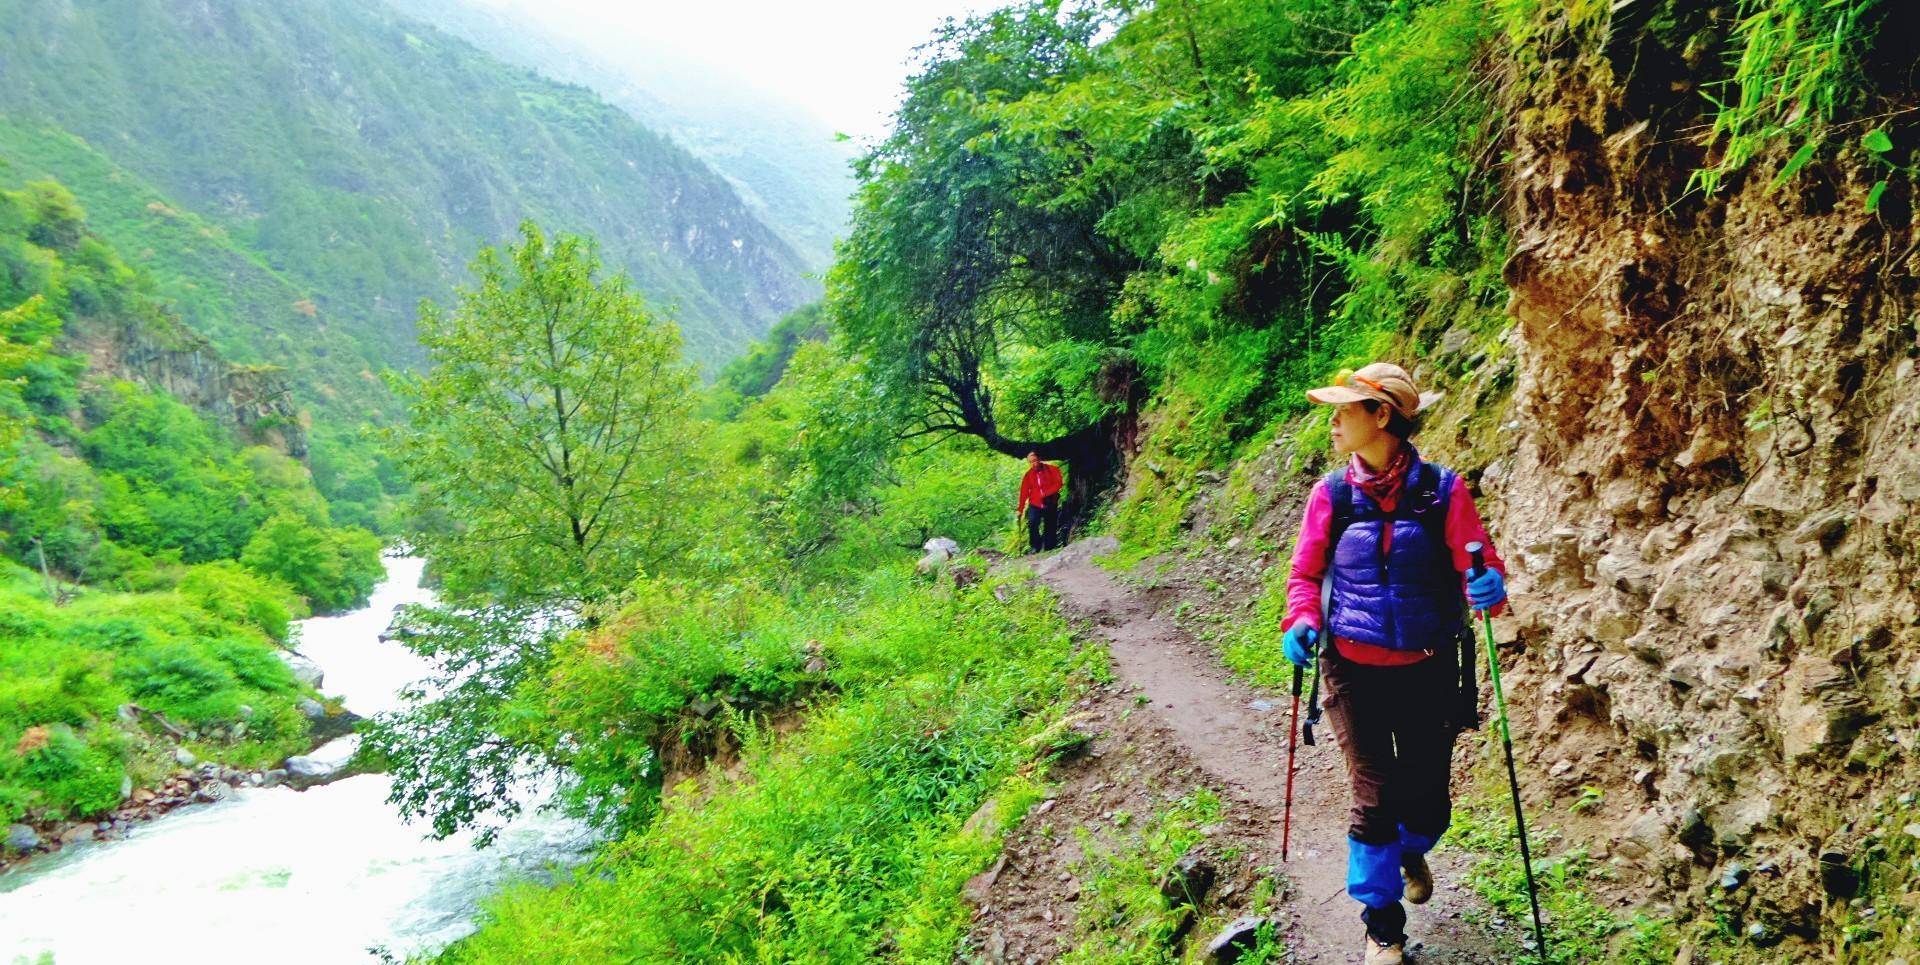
[1694,0,1907,197]
[0,179,381,608]
[367,219,1031,845]
[0,119,409,530]
[0,178,383,829]
[829,0,1504,530]
[714,301,830,401]
[0,0,817,527]
[439,572,1087,962]
[0,559,317,824]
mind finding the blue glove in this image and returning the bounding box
[1467,567,1507,610]
[1282,624,1318,667]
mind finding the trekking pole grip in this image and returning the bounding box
[1466,540,1487,580]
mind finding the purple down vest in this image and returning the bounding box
[1324,461,1466,653]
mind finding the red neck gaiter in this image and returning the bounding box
[1347,442,1414,513]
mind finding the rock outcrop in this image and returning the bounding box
[1469,0,1919,943]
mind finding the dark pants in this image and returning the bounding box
[1322,647,1461,944]
[1025,495,1059,552]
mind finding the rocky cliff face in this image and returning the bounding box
[1479,1,1917,945]
[68,313,309,458]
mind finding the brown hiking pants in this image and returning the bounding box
[1320,648,1461,846]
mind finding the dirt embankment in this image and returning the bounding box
[1480,2,1920,947]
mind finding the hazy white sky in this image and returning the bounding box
[477,0,1005,140]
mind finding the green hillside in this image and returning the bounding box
[0,177,384,825]
[0,0,815,378]
[379,0,856,269]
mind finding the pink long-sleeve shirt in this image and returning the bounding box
[1282,469,1506,666]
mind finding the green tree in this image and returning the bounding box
[391,221,698,608]
[369,222,699,840]
[831,3,1140,512]
[240,512,383,614]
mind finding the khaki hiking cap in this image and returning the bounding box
[1305,362,1439,420]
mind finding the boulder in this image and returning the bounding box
[1779,655,1870,761]
[1205,916,1269,963]
[305,705,363,744]
[276,650,325,690]
[5,824,40,852]
[1158,849,1216,906]
[173,747,198,768]
[285,736,361,790]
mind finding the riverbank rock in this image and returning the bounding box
[284,735,364,790]
[284,754,341,790]
[305,704,363,744]
[5,824,39,852]
[276,650,325,689]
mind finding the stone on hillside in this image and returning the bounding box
[1779,655,1870,761]
[277,651,325,689]
[1791,509,1848,549]
[1205,916,1269,963]
[173,747,197,768]
[1159,848,1216,906]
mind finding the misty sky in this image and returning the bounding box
[473,0,1005,140]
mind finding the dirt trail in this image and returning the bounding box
[1026,537,1507,963]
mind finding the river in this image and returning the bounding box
[0,557,596,964]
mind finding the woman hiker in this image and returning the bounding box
[1278,362,1508,965]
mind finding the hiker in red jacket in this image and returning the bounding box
[1279,362,1508,965]
[1016,452,1064,553]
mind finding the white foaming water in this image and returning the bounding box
[0,557,595,964]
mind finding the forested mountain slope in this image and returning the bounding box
[0,0,815,380]
[381,0,856,269]
[0,177,382,838]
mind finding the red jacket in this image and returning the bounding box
[1018,462,1064,512]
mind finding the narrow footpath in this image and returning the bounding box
[984,537,1509,963]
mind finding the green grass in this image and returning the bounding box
[1058,788,1287,964]
[434,568,1100,962]
[1445,754,1679,964]
[1694,0,1889,196]
[0,561,320,825]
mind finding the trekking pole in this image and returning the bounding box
[1468,541,1549,963]
[1283,664,1302,861]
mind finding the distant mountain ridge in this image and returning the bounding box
[0,0,816,382]
[379,0,856,269]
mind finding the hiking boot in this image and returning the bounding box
[1363,937,1406,964]
[1402,852,1433,905]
